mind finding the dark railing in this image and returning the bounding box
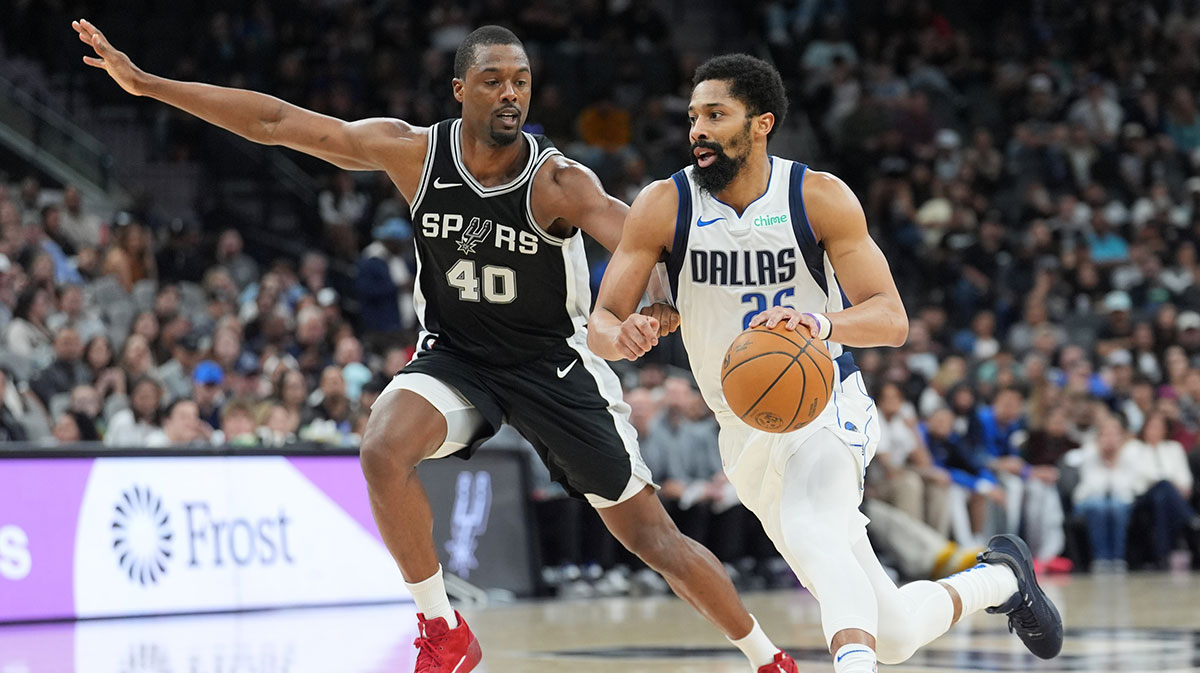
[0,74,114,189]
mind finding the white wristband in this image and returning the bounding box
[805,312,832,340]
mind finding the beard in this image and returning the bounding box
[690,122,751,194]
[489,126,521,146]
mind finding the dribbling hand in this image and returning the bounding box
[73,19,145,96]
[749,306,822,338]
[615,313,660,361]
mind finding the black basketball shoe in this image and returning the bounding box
[979,534,1064,659]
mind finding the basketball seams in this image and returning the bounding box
[739,352,802,424]
[721,349,797,383]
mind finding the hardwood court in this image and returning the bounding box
[2,573,1197,672]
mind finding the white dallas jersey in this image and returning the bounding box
[666,158,877,507]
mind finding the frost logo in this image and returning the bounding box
[444,471,491,578]
[112,485,173,586]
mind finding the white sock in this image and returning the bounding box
[832,643,877,673]
[405,565,457,628]
[939,563,1019,617]
[728,615,778,668]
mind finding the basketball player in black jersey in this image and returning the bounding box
[75,19,800,673]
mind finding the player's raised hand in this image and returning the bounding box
[73,19,146,96]
[615,313,660,360]
[639,302,680,337]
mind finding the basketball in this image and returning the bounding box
[720,324,835,433]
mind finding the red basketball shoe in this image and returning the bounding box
[413,611,482,673]
[757,651,799,673]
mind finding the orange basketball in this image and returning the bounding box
[720,324,835,433]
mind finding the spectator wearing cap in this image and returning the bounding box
[226,351,262,399]
[192,360,225,429]
[105,376,163,446]
[30,326,89,407]
[156,331,207,402]
[215,229,259,291]
[102,215,156,292]
[1096,291,1135,357]
[1177,311,1200,361]
[357,217,415,351]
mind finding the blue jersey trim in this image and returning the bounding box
[666,170,693,300]
[713,156,774,215]
[788,163,830,296]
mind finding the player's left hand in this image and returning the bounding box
[750,306,820,337]
[639,302,680,337]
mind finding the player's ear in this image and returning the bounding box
[757,112,775,139]
[452,78,466,103]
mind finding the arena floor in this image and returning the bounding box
[2,572,1197,672]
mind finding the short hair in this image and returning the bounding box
[693,54,788,138]
[454,25,524,79]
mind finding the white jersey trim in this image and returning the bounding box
[409,123,440,215]
[449,119,540,197]
[523,148,567,247]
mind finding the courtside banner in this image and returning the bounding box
[0,455,407,621]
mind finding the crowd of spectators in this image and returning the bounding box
[5,1,1200,578]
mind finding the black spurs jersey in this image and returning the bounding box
[409,119,590,365]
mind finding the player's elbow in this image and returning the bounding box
[884,311,909,348]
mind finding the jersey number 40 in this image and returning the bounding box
[447,259,517,304]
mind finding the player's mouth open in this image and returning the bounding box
[496,109,519,125]
[694,147,717,168]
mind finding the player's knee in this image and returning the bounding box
[359,426,429,486]
[875,626,919,665]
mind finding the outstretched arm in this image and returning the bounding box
[73,19,423,182]
[587,179,678,361]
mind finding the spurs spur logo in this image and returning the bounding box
[456,217,494,255]
[444,471,492,578]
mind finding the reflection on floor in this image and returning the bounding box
[3,573,1199,672]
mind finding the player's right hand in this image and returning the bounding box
[73,19,145,96]
[615,313,659,360]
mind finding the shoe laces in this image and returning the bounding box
[1007,594,1042,635]
[413,632,444,671]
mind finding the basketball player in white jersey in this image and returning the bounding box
[590,54,1063,673]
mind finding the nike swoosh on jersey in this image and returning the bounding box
[433,177,463,189]
[696,216,724,227]
[556,360,577,378]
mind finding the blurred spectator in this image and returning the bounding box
[870,382,950,533]
[1132,412,1198,568]
[318,172,369,260]
[156,331,206,402]
[4,286,54,366]
[47,284,105,342]
[57,185,103,251]
[215,228,259,290]
[1073,414,1140,572]
[356,217,416,350]
[102,216,156,292]
[30,326,89,406]
[105,376,163,446]
[151,398,211,447]
[212,398,259,447]
[192,360,225,428]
